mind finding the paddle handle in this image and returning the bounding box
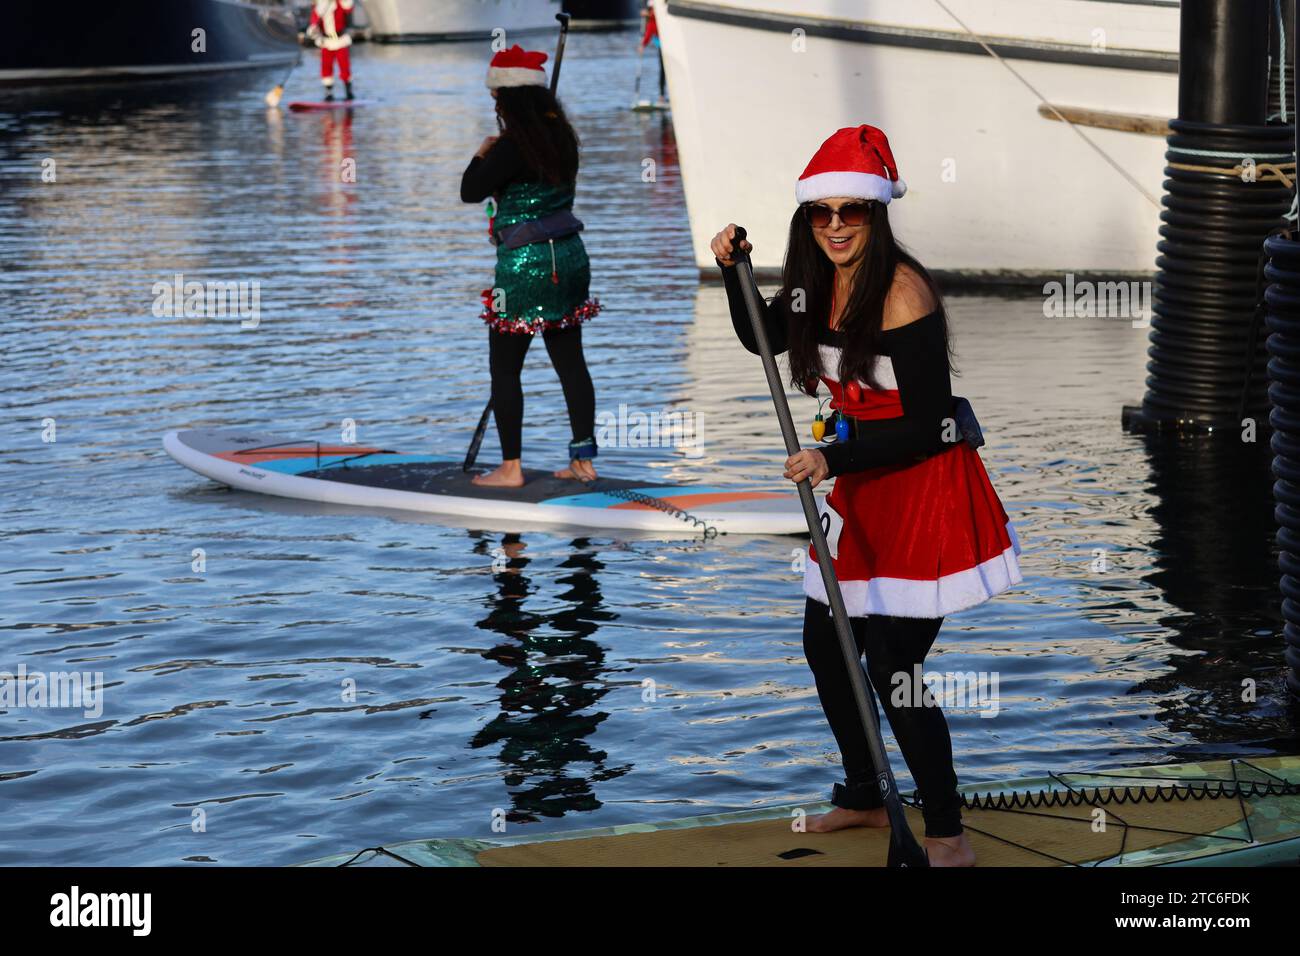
[550,13,571,94]
[730,226,926,865]
[731,228,804,459]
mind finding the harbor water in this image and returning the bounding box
[0,34,1291,865]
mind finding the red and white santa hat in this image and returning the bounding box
[486,45,549,90]
[795,125,907,205]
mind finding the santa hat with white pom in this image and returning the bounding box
[795,125,907,205]
[486,45,549,89]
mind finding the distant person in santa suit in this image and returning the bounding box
[307,0,356,102]
[640,1,666,106]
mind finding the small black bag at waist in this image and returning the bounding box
[951,396,984,449]
[493,210,585,249]
[829,396,986,449]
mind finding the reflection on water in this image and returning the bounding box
[471,534,628,822]
[0,35,1291,865]
[1127,437,1293,742]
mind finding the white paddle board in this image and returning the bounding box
[164,428,808,536]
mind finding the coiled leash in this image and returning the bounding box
[949,769,1300,813]
[567,439,717,537]
[899,760,1300,867]
[576,477,718,539]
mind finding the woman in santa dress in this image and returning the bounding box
[712,125,1022,867]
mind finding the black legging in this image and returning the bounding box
[801,597,963,838]
[489,323,596,462]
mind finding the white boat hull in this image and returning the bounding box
[365,0,564,41]
[653,0,1179,278]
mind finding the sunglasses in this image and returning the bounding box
[801,201,875,229]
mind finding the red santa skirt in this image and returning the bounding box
[805,369,1022,619]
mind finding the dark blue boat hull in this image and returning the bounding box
[1,0,300,85]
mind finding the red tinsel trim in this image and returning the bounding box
[478,294,603,335]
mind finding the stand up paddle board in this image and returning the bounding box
[299,755,1300,867]
[631,99,670,112]
[287,100,374,111]
[163,428,808,536]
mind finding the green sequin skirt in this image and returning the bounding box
[479,233,602,335]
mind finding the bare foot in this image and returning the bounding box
[553,458,597,481]
[925,831,976,867]
[805,806,890,833]
[472,461,525,488]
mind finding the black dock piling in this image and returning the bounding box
[1123,0,1296,433]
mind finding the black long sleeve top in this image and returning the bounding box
[460,136,538,203]
[721,261,955,477]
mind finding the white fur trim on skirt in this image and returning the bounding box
[803,523,1023,619]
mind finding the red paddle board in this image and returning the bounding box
[287,100,374,111]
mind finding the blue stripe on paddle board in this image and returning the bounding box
[252,454,454,475]
[540,486,736,508]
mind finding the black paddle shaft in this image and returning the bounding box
[550,13,571,94]
[464,13,574,472]
[729,226,928,867]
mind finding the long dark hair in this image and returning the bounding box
[494,86,580,186]
[781,201,953,395]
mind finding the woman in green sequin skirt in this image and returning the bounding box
[461,45,602,488]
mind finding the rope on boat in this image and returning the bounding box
[928,0,1162,208]
[1167,159,1296,188]
[933,0,1296,207]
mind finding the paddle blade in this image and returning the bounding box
[265,85,285,108]
[882,787,929,866]
[887,835,930,868]
[463,400,493,471]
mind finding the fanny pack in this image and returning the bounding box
[828,396,985,449]
[952,396,985,449]
[493,210,584,250]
